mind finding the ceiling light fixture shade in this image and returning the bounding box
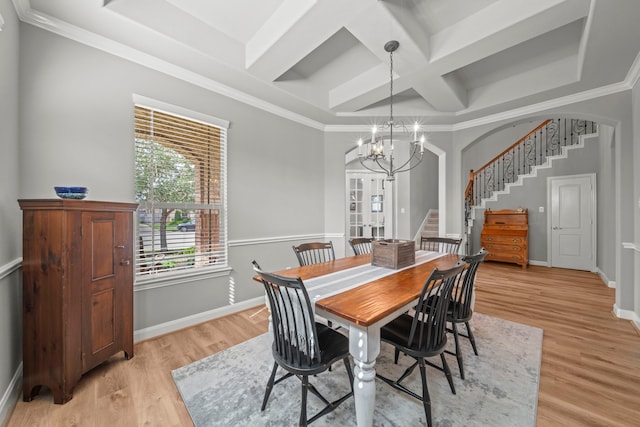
[357,40,425,181]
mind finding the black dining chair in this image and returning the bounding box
[376,260,466,427]
[443,248,488,379]
[292,241,335,266]
[348,237,374,256]
[252,261,353,426]
[420,236,462,254]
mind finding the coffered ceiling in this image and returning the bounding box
[15,0,640,127]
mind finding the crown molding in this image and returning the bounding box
[326,80,632,133]
[324,124,455,133]
[13,0,325,131]
[13,0,640,133]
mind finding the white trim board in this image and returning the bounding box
[133,296,264,342]
[613,304,640,331]
[0,363,22,427]
[0,258,21,281]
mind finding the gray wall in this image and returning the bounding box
[452,91,635,317]
[596,125,616,282]
[462,120,545,180]
[468,131,602,264]
[17,25,325,329]
[0,0,23,422]
[633,80,640,319]
[2,3,640,423]
[410,150,438,238]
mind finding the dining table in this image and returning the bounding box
[263,250,460,427]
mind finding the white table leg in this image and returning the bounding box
[349,326,380,427]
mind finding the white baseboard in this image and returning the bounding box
[0,363,22,427]
[528,260,548,267]
[133,296,265,342]
[597,268,616,288]
[613,303,640,328]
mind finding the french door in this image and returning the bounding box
[346,172,390,240]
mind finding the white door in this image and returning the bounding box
[346,173,390,240]
[549,174,596,271]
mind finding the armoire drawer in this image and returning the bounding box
[481,209,528,269]
[480,235,525,245]
[486,253,525,263]
[481,242,525,253]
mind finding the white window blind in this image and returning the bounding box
[134,104,228,277]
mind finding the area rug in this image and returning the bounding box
[172,313,542,426]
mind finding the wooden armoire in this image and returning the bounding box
[18,199,138,404]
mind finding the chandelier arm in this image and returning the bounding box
[391,144,422,172]
[359,157,390,175]
[394,153,424,173]
[374,157,391,176]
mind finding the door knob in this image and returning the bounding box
[552,226,563,230]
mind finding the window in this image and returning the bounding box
[133,98,228,279]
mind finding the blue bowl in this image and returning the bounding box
[55,186,88,199]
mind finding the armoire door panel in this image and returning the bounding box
[82,211,122,371]
[90,288,116,354]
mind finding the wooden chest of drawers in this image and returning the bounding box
[480,209,528,269]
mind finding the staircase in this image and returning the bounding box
[421,210,439,238]
[463,118,598,253]
[413,209,439,246]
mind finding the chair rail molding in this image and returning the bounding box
[0,258,21,281]
[229,233,326,247]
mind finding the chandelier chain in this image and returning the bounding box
[389,48,394,124]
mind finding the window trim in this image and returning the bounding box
[132,94,229,283]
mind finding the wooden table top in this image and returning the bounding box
[264,253,460,328]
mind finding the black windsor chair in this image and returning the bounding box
[376,260,466,427]
[252,261,353,426]
[442,248,488,379]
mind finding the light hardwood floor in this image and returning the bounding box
[6,262,640,426]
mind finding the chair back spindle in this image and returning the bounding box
[256,269,319,366]
[292,241,335,266]
[420,237,462,254]
[349,237,374,256]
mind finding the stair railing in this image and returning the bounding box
[463,118,597,254]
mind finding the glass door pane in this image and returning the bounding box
[346,173,388,240]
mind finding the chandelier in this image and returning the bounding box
[357,40,425,181]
